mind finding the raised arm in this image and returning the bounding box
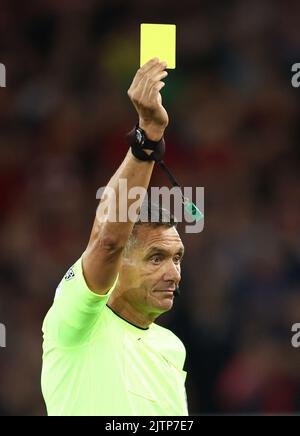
[82,58,169,293]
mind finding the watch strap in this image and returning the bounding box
[126,125,165,162]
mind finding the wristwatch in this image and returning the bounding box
[126,124,165,162]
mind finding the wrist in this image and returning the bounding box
[138,120,165,141]
[126,124,166,162]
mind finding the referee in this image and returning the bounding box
[41,58,188,416]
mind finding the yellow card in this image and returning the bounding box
[140,23,176,69]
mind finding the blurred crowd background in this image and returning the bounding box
[0,0,300,415]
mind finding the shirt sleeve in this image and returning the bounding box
[42,255,119,348]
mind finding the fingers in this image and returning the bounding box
[129,58,168,93]
[139,58,167,78]
[149,81,165,105]
[141,57,161,74]
[128,60,168,106]
[138,68,167,100]
[129,59,158,90]
[151,69,168,82]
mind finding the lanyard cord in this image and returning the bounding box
[155,159,185,203]
[155,158,204,222]
[155,159,181,189]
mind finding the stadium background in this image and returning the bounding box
[0,0,300,415]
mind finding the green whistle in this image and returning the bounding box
[183,199,204,222]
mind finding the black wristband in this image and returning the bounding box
[125,125,165,162]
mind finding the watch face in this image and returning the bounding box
[136,128,144,145]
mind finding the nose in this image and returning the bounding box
[163,259,181,284]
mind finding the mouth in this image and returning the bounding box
[154,289,175,296]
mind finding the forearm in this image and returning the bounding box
[92,146,155,248]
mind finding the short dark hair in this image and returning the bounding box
[123,199,177,256]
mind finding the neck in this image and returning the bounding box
[108,294,158,329]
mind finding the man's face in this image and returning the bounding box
[119,225,184,316]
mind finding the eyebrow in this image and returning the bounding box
[145,246,185,258]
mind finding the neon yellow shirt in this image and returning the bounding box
[41,257,188,416]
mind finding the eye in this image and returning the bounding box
[174,255,182,265]
[150,255,163,265]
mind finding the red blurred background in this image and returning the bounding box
[0,0,300,415]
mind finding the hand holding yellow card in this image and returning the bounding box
[140,23,176,69]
